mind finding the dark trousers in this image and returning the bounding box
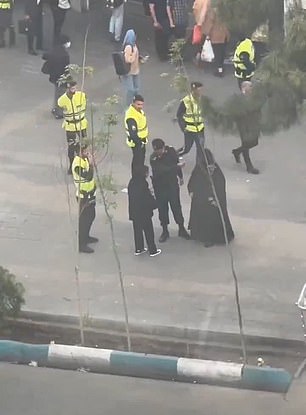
[154,26,170,60]
[79,199,96,248]
[51,7,67,45]
[212,42,227,70]
[132,218,157,254]
[27,14,43,51]
[233,146,255,169]
[155,186,184,227]
[66,129,87,171]
[178,129,205,156]
[131,144,145,175]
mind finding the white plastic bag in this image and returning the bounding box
[201,39,215,62]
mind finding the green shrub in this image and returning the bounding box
[0,266,25,321]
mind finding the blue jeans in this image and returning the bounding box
[109,4,124,41]
[122,74,140,107]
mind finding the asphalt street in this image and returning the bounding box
[1,363,305,415]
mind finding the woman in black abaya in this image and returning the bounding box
[187,149,234,247]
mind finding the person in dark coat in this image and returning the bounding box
[128,165,161,257]
[150,138,190,243]
[49,0,70,45]
[42,34,70,119]
[188,148,234,247]
[0,0,13,48]
[25,0,43,55]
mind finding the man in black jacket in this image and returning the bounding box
[42,34,70,119]
[25,0,43,55]
[128,165,161,257]
[150,138,190,243]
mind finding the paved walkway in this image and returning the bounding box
[1,1,306,342]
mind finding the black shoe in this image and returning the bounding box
[178,227,191,240]
[51,109,63,119]
[159,230,169,243]
[79,245,94,253]
[204,241,214,248]
[28,49,38,56]
[232,149,241,164]
[87,236,99,243]
[247,166,260,175]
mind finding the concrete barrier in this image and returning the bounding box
[0,341,292,393]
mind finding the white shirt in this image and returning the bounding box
[58,0,71,10]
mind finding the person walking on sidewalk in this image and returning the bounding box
[149,0,173,61]
[150,138,190,243]
[125,94,148,174]
[232,81,260,175]
[128,165,161,257]
[0,0,13,48]
[24,0,43,55]
[42,34,71,119]
[107,0,125,43]
[177,82,205,157]
[233,34,256,89]
[72,143,98,254]
[57,80,88,174]
[122,29,140,107]
[49,0,71,45]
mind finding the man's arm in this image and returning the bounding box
[166,0,175,27]
[239,51,256,72]
[176,100,187,132]
[126,118,142,145]
[74,165,94,181]
[149,1,161,27]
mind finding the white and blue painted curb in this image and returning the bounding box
[0,341,292,393]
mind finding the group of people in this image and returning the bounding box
[0,0,70,53]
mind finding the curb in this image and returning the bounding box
[0,341,292,393]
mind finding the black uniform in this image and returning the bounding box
[150,145,184,228]
[25,0,43,53]
[128,175,158,254]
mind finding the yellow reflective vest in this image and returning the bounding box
[233,38,255,79]
[58,91,88,132]
[124,105,148,148]
[0,0,12,9]
[182,94,204,133]
[72,156,96,199]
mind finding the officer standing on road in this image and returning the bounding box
[150,138,190,243]
[125,94,148,174]
[177,82,205,158]
[72,143,98,254]
[58,80,87,174]
[0,0,13,48]
[233,34,256,89]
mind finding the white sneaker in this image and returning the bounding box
[149,249,162,257]
[134,248,147,256]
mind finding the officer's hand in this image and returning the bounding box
[179,178,184,186]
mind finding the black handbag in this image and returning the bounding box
[18,19,29,35]
[41,61,50,75]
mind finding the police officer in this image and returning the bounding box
[177,82,205,157]
[233,34,256,89]
[0,0,13,48]
[125,94,148,175]
[150,138,190,243]
[72,143,98,254]
[58,80,87,174]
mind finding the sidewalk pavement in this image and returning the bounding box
[1,1,306,345]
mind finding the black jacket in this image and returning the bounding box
[128,177,157,222]
[150,146,183,190]
[25,0,42,19]
[42,45,70,84]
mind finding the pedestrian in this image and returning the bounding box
[72,143,98,254]
[107,0,125,43]
[128,164,161,257]
[122,29,140,107]
[57,80,87,174]
[0,0,13,48]
[187,148,234,247]
[150,138,190,243]
[167,0,189,39]
[232,81,260,174]
[203,5,230,77]
[177,81,205,157]
[49,0,70,45]
[125,94,148,174]
[24,0,43,55]
[192,0,210,64]
[233,34,256,89]
[42,34,71,119]
[149,0,173,61]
